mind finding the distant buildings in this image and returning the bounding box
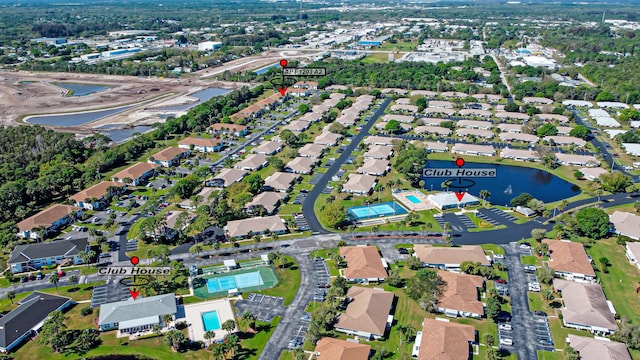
[197,41,222,51]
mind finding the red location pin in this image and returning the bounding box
[130,256,140,266]
[279,59,288,67]
[455,158,465,168]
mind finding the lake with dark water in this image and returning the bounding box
[423,160,581,206]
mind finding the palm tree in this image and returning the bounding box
[49,274,59,294]
[68,274,79,288]
[223,333,240,357]
[426,222,433,237]
[6,291,15,304]
[211,344,226,360]
[242,311,257,332]
[479,189,491,206]
[221,319,236,334]
[443,222,452,244]
[152,324,163,343]
[163,314,173,327]
[203,330,216,347]
[190,245,203,256]
[542,289,555,304]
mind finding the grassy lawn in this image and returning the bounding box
[361,53,390,64]
[520,255,539,266]
[377,42,417,51]
[481,244,505,255]
[537,350,565,360]
[585,237,640,324]
[250,256,300,306]
[236,317,282,360]
[549,317,592,349]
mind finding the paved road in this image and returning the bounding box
[258,253,315,360]
[503,243,537,360]
[302,97,393,234]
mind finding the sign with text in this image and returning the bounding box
[98,267,172,276]
[422,168,497,178]
[283,68,326,76]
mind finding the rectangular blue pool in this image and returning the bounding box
[406,195,423,204]
[206,271,264,293]
[201,310,221,331]
[348,201,408,220]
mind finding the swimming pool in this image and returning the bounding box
[348,202,408,220]
[201,310,221,331]
[206,271,264,293]
[406,195,423,204]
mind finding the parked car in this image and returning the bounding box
[498,323,512,331]
[397,248,409,255]
[20,276,28,283]
[534,310,547,317]
[495,279,507,284]
[493,254,504,259]
[36,272,43,280]
[499,338,513,346]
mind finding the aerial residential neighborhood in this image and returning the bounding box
[3,1,640,360]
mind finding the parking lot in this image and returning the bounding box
[312,257,330,289]
[294,214,309,231]
[497,322,513,349]
[533,313,554,351]
[90,281,131,308]
[287,322,309,349]
[292,193,307,205]
[440,213,476,231]
[125,239,138,252]
[486,207,518,222]
[234,294,286,322]
[309,173,324,185]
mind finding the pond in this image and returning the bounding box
[98,124,154,143]
[25,105,136,127]
[55,82,112,96]
[158,87,231,111]
[423,160,581,206]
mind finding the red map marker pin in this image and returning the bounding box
[130,256,140,266]
[454,192,466,201]
[278,87,287,96]
[129,288,140,300]
[455,158,465,168]
[279,59,288,67]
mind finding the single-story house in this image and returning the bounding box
[364,145,393,160]
[556,126,573,136]
[334,286,394,340]
[264,172,299,192]
[245,192,287,215]
[283,120,310,134]
[498,132,539,143]
[472,93,502,102]
[437,270,484,318]
[451,143,496,157]
[625,242,640,270]
[610,211,640,240]
[423,107,456,116]
[554,153,600,167]
[497,124,523,133]
[339,246,388,283]
[294,81,318,90]
[342,174,377,196]
[579,167,608,181]
[414,126,452,136]
[314,132,342,146]
[500,148,541,162]
[523,96,553,105]
[234,154,268,171]
[566,334,632,360]
[211,168,246,187]
[336,114,357,127]
[382,114,414,123]
[391,104,419,113]
[178,187,217,210]
[178,137,223,153]
[495,112,530,121]
[458,109,491,118]
[422,141,448,153]
[298,143,326,158]
[313,337,371,360]
[0,292,72,353]
[9,238,90,273]
[112,162,158,185]
[252,141,282,156]
[515,206,536,217]
[374,121,412,132]
[69,181,125,210]
[441,91,467,99]
[413,244,490,269]
[16,204,82,240]
[553,279,617,335]
[457,120,493,130]
[537,113,569,123]
[413,318,475,360]
[287,88,309,97]
[363,136,395,147]
[544,239,596,283]
[412,90,438,97]
[162,210,196,238]
[428,100,454,109]
[299,112,323,123]
[456,128,494,139]
[427,192,480,210]
[357,159,390,176]
[224,215,287,238]
[209,123,248,137]
[98,293,177,334]
[285,157,318,175]
[544,136,586,147]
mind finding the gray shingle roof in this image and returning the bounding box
[98,293,177,325]
[9,238,88,264]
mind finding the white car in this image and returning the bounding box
[519,244,531,249]
[499,338,513,346]
[528,284,541,292]
[499,324,512,331]
[494,254,505,259]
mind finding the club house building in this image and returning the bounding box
[98,293,177,335]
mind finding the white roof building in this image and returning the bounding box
[427,192,480,210]
[622,143,640,156]
[563,100,593,107]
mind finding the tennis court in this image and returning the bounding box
[347,201,408,220]
[194,266,278,299]
[206,271,264,293]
